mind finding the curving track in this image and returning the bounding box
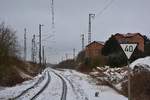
[51,70,67,100]
[9,70,68,100]
[10,72,51,100]
[31,72,50,100]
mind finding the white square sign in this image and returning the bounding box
[120,43,137,59]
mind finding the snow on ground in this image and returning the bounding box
[86,56,150,99]
[0,70,46,100]
[18,71,49,100]
[36,69,63,100]
[0,67,127,100]
[130,56,150,71]
[56,69,127,100]
[90,66,128,91]
[91,66,128,82]
[49,68,78,100]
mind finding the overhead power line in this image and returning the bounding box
[42,34,55,41]
[42,0,55,42]
[96,0,115,17]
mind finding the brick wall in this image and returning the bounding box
[85,42,104,58]
[114,33,144,52]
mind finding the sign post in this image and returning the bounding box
[120,43,137,100]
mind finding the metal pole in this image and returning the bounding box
[81,34,84,50]
[42,46,45,66]
[32,35,36,63]
[31,35,34,62]
[127,60,131,100]
[39,24,43,67]
[73,48,75,59]
[88,14,95,44]
[33,35,36,63]
[39,24,41,67]
[88,14,91,44]
[61,56,63,62]
[65,53,68,60]
[24,28,27,61]
[51,0,55,29]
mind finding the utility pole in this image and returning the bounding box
[81,34,85,50]
[88,13,95,44]
[65,53,68,60]
[73,48,75,59]
[42,46,45,66]
[39,24,44,67]
[31,34,36,63]
[31,35,34,62]
[33,34,36,63]
[61,56,63,62]
[24,28,27,61]
[51,0,55,30]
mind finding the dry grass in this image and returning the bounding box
[0,57,41,86]
[0,64,24,86]
[121,69,150,100]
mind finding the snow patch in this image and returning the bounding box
[130,56,150,71]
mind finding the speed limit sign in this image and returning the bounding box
[120,43,137,59]
[120,43,137,100]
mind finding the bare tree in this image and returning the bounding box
[0,22,19,64]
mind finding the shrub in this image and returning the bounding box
[76,50,86,63]
[144,43,150,56]
[107,52,127,67]
[102,35,121,56]
[83,56,106,69]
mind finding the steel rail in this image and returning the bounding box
[51,71,67,100]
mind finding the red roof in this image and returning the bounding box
[115,33,142,38]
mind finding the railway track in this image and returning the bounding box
[51,71,67,100]
[31,72,50,100]
[10,71,51,100]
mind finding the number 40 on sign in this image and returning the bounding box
[120,43,137,59]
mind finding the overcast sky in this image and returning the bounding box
[0,0,150,63]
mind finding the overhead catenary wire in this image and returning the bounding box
[85,0,115,45]
[42,0,55,42]
[95,0,115,18]
[42,34,55,41]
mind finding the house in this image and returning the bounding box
[114,33,144,52]
[84,33,144,59]
[85,41,105,58]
